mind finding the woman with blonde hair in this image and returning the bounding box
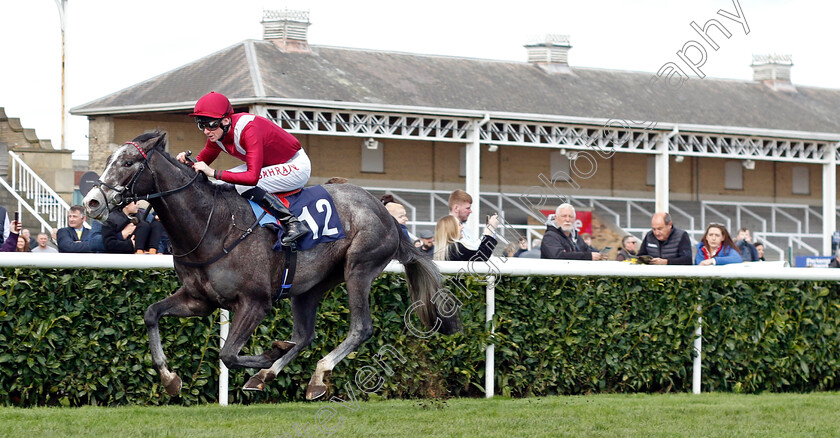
[434,214,499,262]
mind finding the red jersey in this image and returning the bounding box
[195,113,301,186]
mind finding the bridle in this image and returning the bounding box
[93,141,200,211]
[94,140,264,268]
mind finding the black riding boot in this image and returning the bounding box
[243,187,310,245]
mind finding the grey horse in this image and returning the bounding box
[83,130,460,400]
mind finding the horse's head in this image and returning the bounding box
[84,130,168,221]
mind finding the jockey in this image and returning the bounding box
[176,91,310,245]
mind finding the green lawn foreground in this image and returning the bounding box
[1,392,838,438]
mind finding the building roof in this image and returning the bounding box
[71,40,840,136]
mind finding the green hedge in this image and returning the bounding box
[1,267,839,407]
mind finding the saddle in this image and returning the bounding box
[247,185,346,251]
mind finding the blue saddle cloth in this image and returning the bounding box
[248,185,346,251]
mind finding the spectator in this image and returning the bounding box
[637,212,692,265]
[616,235,638,261]
[754,241,766,261]
[434,214,498,262]
[735,227,759,262]
[449,189,479,247]
[31,232,58,253]
[0,219,21,252]
[580,232,594,249]
[57,205,103,253]
[20,228,36,250]
[102,201,163,254]
[519,238,542,259]
[829,249,840,268]
[136,203,168,254]
[381,194,415,241]
[513,237,528,257]
[0,204,9,242]
[15,235,31,253]
[695,223,743,266]
[417,230,434,256]
[541,203,606,260]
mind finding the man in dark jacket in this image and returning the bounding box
[637,212,692,265]
[56,205,103,253]
[541,203,606,260]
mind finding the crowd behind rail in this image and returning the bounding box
[1,186,832,268]
[2,189,837,267]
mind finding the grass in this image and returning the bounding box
[1,392,839,437]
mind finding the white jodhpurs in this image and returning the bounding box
[232,149,311,195]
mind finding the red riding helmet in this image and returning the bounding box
[189,92,233,118]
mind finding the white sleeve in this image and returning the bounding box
[2,212,9,241]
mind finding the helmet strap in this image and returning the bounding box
[221,117,232,139]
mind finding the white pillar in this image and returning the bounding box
[485,275,495,398]
[219,309,230,406]
[692,312,702,394]
[465,115,488,238]
[822,143,837,255]
[655,131,671,212]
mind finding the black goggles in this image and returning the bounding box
[196,118,224,131]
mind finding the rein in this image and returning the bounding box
[94,142,200,210]
[173,211,265,268]
[98,140,262,267]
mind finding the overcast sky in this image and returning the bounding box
[0,0,836,159]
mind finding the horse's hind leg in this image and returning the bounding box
[144,288,213,396]
[305,274,375,400]
[244,288,326,391]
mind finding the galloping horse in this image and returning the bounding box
[83,130,460,399]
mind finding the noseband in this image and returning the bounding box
[94,141,200,210]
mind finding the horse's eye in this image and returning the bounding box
[123,161,134,167]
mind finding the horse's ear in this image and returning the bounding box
[153,131,168,151]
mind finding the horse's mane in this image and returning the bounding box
[132,130,236,194]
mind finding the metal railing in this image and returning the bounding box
[363,187,828,260]
[7,151,70,231]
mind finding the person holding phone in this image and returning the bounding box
[434,213,499,262]
[0,215,22,252]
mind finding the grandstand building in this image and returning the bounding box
[70,10,840,261]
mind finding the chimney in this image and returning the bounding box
[262,9,311,53]
[525,34,572,74]
[751,54,795,92]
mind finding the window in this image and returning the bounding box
[361,141,384,173]
[459,146,466,177]
[724,161,743,190]
[646,156,655,186]
[792,166,810,195]
[550,151,572,181]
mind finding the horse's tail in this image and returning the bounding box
[394,226,462,335]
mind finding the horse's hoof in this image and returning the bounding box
[306,384,328,400]
[263,340,297,361]
[163,374,182,397]
[273,340,296,353]
[243,375,266,391]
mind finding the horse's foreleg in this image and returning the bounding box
[144,288,212,396]
[244,289,324,392]
[305,276,374,400]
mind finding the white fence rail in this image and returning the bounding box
[3,253,839,402]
